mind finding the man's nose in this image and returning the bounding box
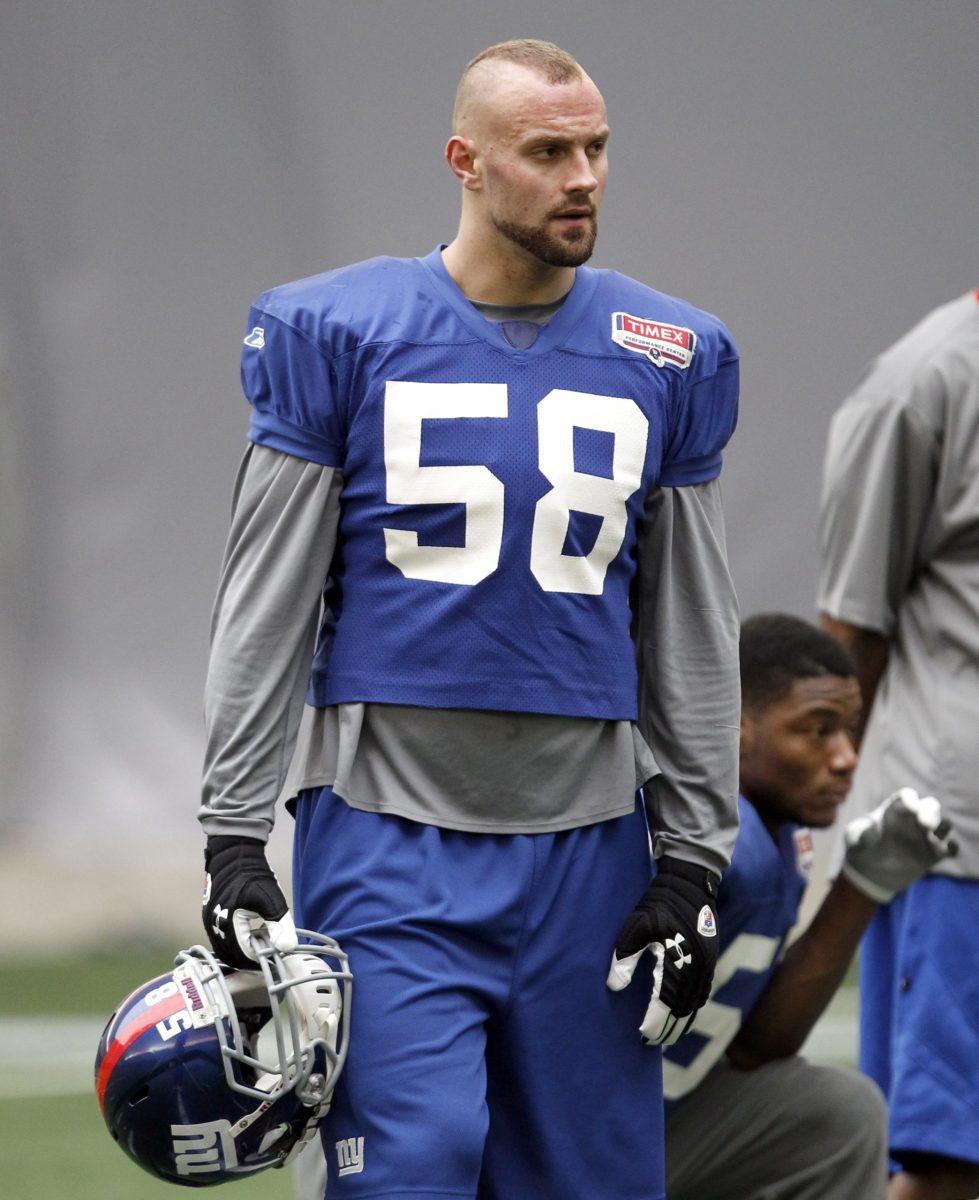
[564,149,600,194]
[828,730,858,776]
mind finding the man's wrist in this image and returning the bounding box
[657,855,721,897]
[205,833,267,854]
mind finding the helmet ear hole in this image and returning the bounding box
[127,1085,150,1107]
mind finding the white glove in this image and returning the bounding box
[232,908,299,960]
[841,787,957,903]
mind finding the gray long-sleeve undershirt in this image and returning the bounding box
[200,444,740,875]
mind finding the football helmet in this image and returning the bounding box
[95,929,351,1187]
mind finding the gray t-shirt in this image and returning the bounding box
[818,289,979,878]
[200,445,740,873]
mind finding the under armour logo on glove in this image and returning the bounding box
[209,903,230,939]
[666,934,692,969]
[607,856,721,1046]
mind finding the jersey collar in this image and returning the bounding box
[419,246,601,356]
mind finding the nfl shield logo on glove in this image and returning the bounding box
[697,906,716,937]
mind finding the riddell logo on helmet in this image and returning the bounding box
[178,975,205,1013]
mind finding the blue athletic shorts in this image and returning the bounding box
[859,874,979,1168]
[292,788,664,1200]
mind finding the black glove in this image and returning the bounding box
[202,835,296,969]
[606,856,720,1046]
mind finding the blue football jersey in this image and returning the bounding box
[240,248,739,719]
[663,796,811,1105]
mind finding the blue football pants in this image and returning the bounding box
[859,874,979,1170]
[292,788,665,1199]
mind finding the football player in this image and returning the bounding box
[199,38,741,1199]
[819,290,979,1200]
[664,613,956,1200]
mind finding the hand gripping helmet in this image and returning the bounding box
[94,930,351,1187]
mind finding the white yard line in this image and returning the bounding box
[0,993,859,1101]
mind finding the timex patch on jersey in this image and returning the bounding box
[793,827,815,877]
[611,312,697,369]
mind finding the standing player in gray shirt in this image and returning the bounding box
[198,38,741,1200]
[818,289,979,1200]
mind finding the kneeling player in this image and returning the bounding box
[664,613,956,1200]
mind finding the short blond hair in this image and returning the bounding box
[463,39,583,84]
[452,39,585,131]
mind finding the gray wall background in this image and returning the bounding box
[1,0,976,951]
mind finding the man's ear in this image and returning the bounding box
[445,135,481,190]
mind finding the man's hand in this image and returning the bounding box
[202,836,297,969]
[842,786,958,903]
[606,856,720,1046]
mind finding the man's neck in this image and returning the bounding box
[440,238,576,306]
[741,790,784,844]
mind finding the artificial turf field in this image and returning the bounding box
[0,948,858,1199]
[0,1092,296,1199]
[0,948,295,1200]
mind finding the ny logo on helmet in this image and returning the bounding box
[172,1120,238,1176]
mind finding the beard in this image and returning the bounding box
[492,208,598,267]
